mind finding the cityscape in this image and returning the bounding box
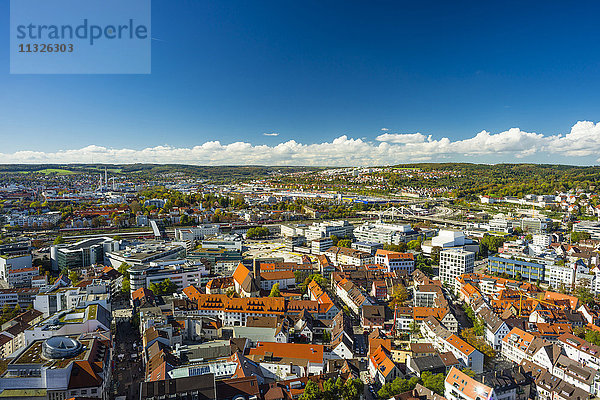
[0,164,594,400]
[3,1,600,400]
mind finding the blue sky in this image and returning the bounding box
[2,1,600,165]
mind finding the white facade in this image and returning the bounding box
[312,238,333,255]
[0,254,32,282]
[431,230,466,248]
[174,225,220,241]
[304,221,354,241]
[374,251,414,273]
[259,276,296,291]
[439,248,475,288]
[7,267,38,288]
[353,222,418,245]
[533,234,551,247]
[144,263,207,292]
[559,334,600,371]
[546,263,575,289]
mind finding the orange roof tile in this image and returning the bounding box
[445,367,493,400]
[248,342,324,363]
[370,345,396,377]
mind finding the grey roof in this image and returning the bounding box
[141,374,217,399]
[410,354,446,374]
[477,307,506,334]
[555,354,595,384]
[481,368,531,393]
[411,383,448,400]
[423,316,451,340]
[59,237,112,251]
[362,305,385,320]
[180,340,232,363]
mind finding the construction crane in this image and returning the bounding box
[517,289,559,317]
[391,305,398,336]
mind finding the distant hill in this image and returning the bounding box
[0,164,323,182]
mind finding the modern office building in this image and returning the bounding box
[188,247,243,275]
[174,225,220,241]
[104,241,185,268]
[353,223,420,245]
[533,234,552,247]
[311,238,333,255]
[127,261,209,296]
[351,241,383,255]
[488,255,548,282]
[201,238,242,252]
[304,221,354,241]
[51,237,119,271]
[573,221,600,240]
[439,249,475,288]
[489,217,551,234]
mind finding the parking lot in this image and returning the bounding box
[243,240,305,263]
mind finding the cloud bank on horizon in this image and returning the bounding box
[4,121,600,166]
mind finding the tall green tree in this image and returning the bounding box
[342,379,364,400]
[269,283,282,297]
[149,279,178,295]
[300,381,322,400]
[421,372,445,395]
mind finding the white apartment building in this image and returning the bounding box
[5,211,61,228]
[546,263,575,290]
[501,327,547,365]
[421,317,484,373]
[439,248,475,288]
[323,247,374,267]
[6,267,38,288]
[533,234,552,247]
[558,333,600,371]
[311,238,333,255]
[374,249,415,273]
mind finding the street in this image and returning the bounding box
[113,319,143,400]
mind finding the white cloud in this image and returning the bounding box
[2,121,600,166]
[263,132,279,136]
[380,128,389,131]
[547,121,600,157]
[376,132,428,144]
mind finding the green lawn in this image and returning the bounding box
[12,168,78,175]
[36,168,78,175]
